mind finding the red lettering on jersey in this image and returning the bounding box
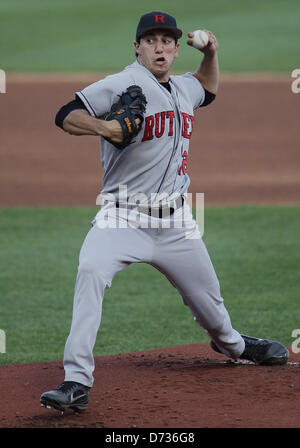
[155,112,166,138]
[141,111,194,142]
[181,112,194,139]
[166,110,175,136]
[142,115,154,141]
[178,150,188,175]
[155,14,165,23]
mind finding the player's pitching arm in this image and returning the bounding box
[187,29,219,95]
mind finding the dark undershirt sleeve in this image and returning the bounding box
[200,89,216,107]
[55,86,215,129]
[55,95,88,129]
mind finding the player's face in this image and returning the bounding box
[134,31,179,82]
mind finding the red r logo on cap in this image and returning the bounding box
[155,14,165,23]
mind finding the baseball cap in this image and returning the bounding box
[136,11,183,41]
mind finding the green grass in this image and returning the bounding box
[0,0,299,73]
[0,205,299,366]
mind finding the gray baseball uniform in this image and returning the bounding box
[63,60,245,387]
[76,61,202,201]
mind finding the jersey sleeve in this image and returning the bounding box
[75,73,132,118]
[180,72,206,109]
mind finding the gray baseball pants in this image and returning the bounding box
[63,202,245,387]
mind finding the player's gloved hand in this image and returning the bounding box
[103,85,147,150]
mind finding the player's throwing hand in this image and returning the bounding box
[187,29,218,53]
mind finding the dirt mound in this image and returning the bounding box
[0,343,299,428]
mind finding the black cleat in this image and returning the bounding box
[211,334,289,365]
[40,381,90,413]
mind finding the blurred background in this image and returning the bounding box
[0,0,299,73]
[0,0,299,206]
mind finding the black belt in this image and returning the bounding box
[115,196,184,218]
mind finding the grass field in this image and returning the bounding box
[0,0,299,72]
[0,205,299,366]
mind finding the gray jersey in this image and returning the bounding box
[76,60,205,204]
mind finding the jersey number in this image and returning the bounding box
[178,151,188,175]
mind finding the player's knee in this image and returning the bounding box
[77,258,110,287]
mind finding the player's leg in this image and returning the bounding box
[149,203,288,365]
[150,205,245,359]
[40,208,154,410]
[62,218,153,388]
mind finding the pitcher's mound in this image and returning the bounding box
[0,343,299,428]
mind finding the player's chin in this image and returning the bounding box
[151,63,170,77]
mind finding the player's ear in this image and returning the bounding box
[174,42,180,58]
[134,41,140,58]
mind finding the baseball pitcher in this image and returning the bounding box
[40,11,289,413]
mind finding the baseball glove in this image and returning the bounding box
[103,85,147,150]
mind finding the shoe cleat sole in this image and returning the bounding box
[40,398,87,413]
[40,397,66,412]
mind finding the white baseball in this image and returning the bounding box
[191,30,209,50]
